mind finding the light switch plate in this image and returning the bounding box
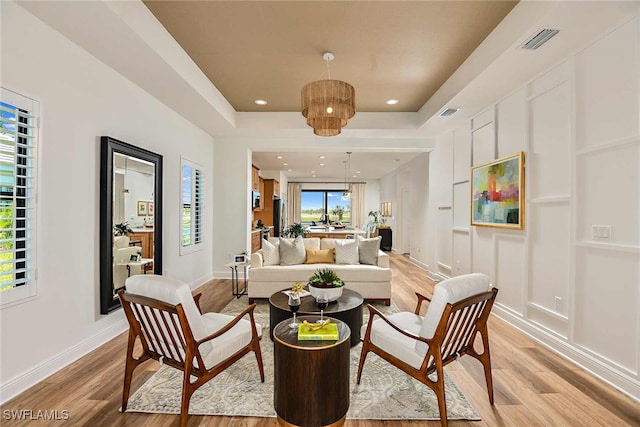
[592,225,611,241]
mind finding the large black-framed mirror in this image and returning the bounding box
[100,136,163,314]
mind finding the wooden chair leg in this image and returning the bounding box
[179,372,196,427]
[253,341,265,383]
[121,331,147,411]
[479,331,494,404]
[356,341,370,384]
[433,366,448,427]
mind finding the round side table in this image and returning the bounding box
[269,288,363,346]
[273,316,350,427]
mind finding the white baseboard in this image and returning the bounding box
[0,319,128,404]
[493,305,640,402]
[409,257,428,271]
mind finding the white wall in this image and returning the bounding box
[422,16,640,400]
[378,153,430,263]
[0,2,214,401]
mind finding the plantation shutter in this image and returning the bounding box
[0,88,38,303]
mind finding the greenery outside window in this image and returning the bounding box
[0,88,39,307]
[301,190,351,225]
[180,157,203,255]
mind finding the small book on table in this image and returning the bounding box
[297,322,339,341]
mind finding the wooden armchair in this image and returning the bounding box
[357,273,498,427]
[118,275,264,427]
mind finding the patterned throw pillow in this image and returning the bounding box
[261,238,280,266]
[358,236,381,265]
[279,235,306,265]
[334,239,359,264]
[305,248,335,264]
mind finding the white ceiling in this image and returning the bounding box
[17,1,640,180]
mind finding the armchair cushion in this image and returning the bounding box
[114,235,130,249]
[362,311,424,369]
[415,273,491,355]
[201,312,261,369]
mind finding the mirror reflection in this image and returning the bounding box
[100,136,162,314]
[112,153,155,291]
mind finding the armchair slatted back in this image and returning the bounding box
[425,289,497,373]
[119,292,205,374]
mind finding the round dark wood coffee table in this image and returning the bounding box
[269,288,363,346]
[273,316,350,427]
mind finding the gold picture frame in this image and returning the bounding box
[137,200,148,216]
[471,152,525,229]
[380,201,392,217]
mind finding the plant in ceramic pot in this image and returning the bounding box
[307,268,344,302]
[113,222,132,236]
[283,222,307,238]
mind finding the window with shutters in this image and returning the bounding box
[0,88,39,307]
[180,158,204,255]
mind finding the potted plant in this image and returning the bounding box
[307,268,344,301]
[283,222,307,238]
[113,222,132,236]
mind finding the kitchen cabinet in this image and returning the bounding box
[251,230,262,253]
[129,230,154,258]
[251,165,260,191]
[257,178,264,210]
[253,179,279,225]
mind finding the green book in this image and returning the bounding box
[297,322,339,340]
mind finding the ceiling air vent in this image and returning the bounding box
[521,28,560,50]
[439,108,459,117]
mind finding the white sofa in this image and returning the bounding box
[248,237,392,305]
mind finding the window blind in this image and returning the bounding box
[0,90,38,303]
[180,158,204,255]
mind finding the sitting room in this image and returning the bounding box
[1,1,639,426]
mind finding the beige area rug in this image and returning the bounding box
[124,296,480,421]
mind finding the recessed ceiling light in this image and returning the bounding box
[312,175,316,178]
[319,163,325,166]
[287,169,292,172]
[386,99,399,105]
[311,170,315,174]
[283,163,288,166]
[356,171,361,174]
[319,156,325,159]
[254,99,268,105]
[276,155,283,159]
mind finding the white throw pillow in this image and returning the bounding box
[334,239,359,265]
[358,236,381,265]
[261,238,280,266]
[279,235,306,265]
[415,273,491,355]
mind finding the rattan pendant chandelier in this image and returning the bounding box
[301,52,355,136]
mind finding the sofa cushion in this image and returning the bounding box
[335,239,359,264]
[270,237,320,250]
[249,263,392,283]
[279,236,306,265]
[305,248,335,264]
[415,273,491,355]
[358,236,381,265]
[261,238,280,266]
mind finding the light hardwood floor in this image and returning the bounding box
[2,253,639,426]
